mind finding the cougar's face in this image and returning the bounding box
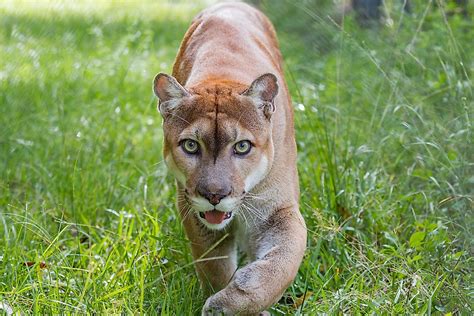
[154,73,278,230]
[162,90,274,230]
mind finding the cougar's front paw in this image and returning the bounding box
[202,295,270,316]
[202,295,226,315]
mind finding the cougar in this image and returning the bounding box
[153,2,306,314]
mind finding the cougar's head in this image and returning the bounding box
[153,73,278,230]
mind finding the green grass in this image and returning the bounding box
[0,0,472,314]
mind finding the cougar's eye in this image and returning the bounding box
[234,140,251,155]
[181,139,199,154]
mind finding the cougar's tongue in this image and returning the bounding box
[204,210,226,224]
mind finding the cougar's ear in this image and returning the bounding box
[242,73,278,119]
[153,73,189,115]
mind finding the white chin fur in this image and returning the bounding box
[191,196,239,230]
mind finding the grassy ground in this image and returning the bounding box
[0,0,472,314]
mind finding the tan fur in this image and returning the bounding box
[153,2,306,315]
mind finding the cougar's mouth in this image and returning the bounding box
[199,210,233,225]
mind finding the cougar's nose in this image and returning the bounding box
[197,188,231,205]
